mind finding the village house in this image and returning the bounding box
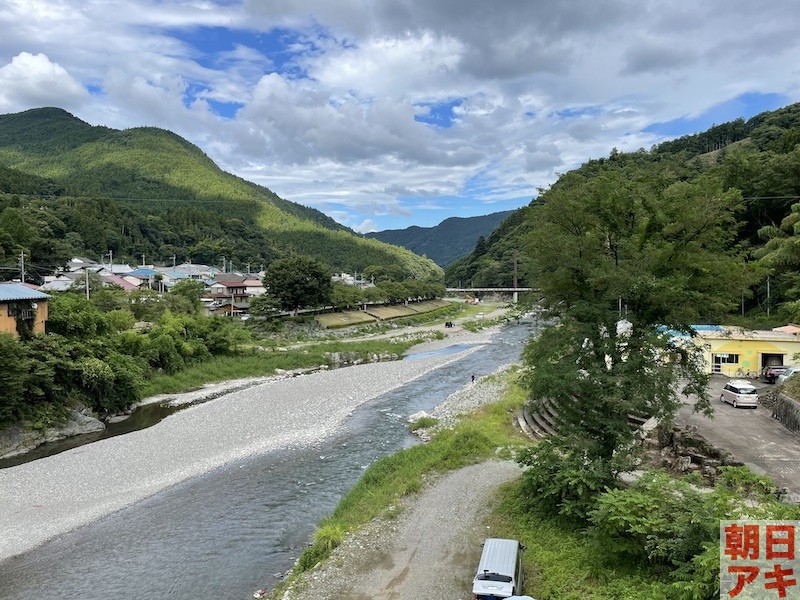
[0,282,50,338]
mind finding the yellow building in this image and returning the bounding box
[691,324,800,377]
[0,282,50,338]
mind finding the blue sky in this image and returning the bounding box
[1,1,799,231]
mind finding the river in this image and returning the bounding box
[0,322,534,600]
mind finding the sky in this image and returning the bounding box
[1,1,799,232]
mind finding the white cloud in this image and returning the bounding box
[0,52,86,113]
[353,219,378,233]
[0,0,799,229]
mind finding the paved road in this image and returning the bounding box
[677,375,800,501]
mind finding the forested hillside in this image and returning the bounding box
[366,210,514,266]
[447,101,800,322]
[0,108,441,280]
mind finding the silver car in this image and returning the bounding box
[720,380,759,408]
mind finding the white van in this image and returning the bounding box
[720,380,759,408]
[472,538,525,599]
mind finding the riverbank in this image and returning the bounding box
[0,328,501,563]
[273,364,528,599]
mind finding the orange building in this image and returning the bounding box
[0,282,50,338]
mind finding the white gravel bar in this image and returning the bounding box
[0,343,484,562]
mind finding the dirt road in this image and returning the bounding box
[281,460,522,600]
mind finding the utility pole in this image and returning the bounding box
[19,251,25,283]
[85,268,90,300]
[513,249,518,289]
[172,255,176,269]
[141,254,145,268]
[222,257,226,273]
[767,275,771,317]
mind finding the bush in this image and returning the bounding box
[589,471,717,568]
[517,436,622,521]
[0,333,28,424]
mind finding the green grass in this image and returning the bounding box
[408,416,438,431]
[364,305,421,319]
[139,351,329,396]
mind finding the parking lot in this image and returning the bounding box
[677,375,800,501]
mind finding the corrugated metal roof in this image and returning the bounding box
[0,282,50,302]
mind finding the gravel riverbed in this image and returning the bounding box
[0,331,496,563]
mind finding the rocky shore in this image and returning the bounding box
[0,405,105,460]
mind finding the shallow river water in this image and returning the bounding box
[0,322,534,600]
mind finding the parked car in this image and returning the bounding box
[761,365,791,383]
[778,366,800,384]
[472,538,525,599]
[720,380,759,408]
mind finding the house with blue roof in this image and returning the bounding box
[0,282,50,338]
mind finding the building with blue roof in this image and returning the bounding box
[0,282,50,338]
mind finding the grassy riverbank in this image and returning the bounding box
[140,300,512,398]
[139,334,442,397]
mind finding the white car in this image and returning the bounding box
[777,366,800,384]
[720,380,759,408]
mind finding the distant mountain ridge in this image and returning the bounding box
[366,211,515,266]
[0,107,441,280]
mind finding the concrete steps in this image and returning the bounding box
[517,398,651,442]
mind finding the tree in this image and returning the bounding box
[473,235,488,257]
[375,281,409,304]
[262,256,332,314]
[170,279,206,313]
[522,169,751,463]
[331,281,364,310]
[47,293,110,337]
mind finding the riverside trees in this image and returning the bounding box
[518,164,755,517]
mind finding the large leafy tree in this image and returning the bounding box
[262,256,332,314]
[522,168,752,462]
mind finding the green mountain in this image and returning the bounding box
[445,102,800,294]
[0,107,442,280]
[365,210,515,267]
